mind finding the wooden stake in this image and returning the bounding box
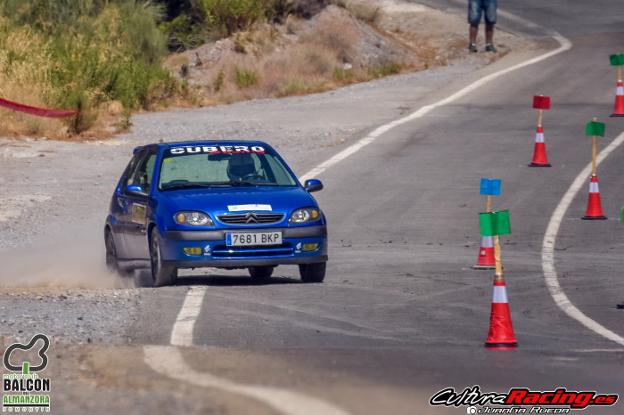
[537,109,543,128]
[592,116,598,176]
[592,136,597,176]
[486,195,493,213]
[494,236,503,276]
[617,65,622,82]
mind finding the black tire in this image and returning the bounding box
[149,229,177,287]
[105,229,121,274]
[299,262,326,283]
[249,266,274,281]
[133,269,155,288]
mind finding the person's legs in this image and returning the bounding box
[485,22,494,44]
[484,0,497,51]
[467,0,482,52]
[469,24,479,44]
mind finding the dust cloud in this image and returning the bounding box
[0,229,134,290]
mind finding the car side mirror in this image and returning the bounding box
[304,179,323,193]
[126,184,147,196]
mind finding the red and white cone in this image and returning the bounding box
[484,275,517,349]
[611,80,624,117]
[582,175,607,220]
[529,126,551,167]
[473,236,495,269]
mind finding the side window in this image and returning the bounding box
[122,153,142,183]
[144,153,157,187]
[125,151,146,189]
[126,151,157,191]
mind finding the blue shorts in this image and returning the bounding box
[468,0,497,25]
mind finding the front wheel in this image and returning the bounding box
[299,262,326,283]
[149,229,177,287]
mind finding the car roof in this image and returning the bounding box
[133,140,272,155]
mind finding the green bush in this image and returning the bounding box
[233,67,259,88]
[64,90,97,134]
[276,78,313,96]
[213,69,225,92]
[369,62,401,78]
[0,0,176,127]
[333,67,354,82]
[157,0,327,51]
[199,0,268,36]
[160,13,210,51]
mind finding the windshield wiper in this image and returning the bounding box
[227,180,281,187]
[161,182,228,191]
[161,181,282,190]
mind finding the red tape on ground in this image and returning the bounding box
[0,97,78,118]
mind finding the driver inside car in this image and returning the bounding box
[227,153,261,182]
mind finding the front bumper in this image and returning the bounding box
[160,225,327,269]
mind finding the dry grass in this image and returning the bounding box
[166,5,406,106]
[332,0,381,24]
[0,22,65,138]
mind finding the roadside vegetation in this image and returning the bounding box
[0,0,182,137]
[0,0,495,139]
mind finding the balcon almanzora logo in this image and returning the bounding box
[2,334,51,413]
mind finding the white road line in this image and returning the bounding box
[542,132,624,347]
[144,345,351,415]
[572,349,624,353]
[145,27,574,415]
[300,34,572,182]
[170,286,208,346]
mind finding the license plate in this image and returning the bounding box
[226,231,282,247]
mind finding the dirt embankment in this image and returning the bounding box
[165,0,521,106]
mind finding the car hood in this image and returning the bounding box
[159,186,316,215]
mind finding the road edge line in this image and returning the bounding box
[542,132,624,347]
[300,34,572,182]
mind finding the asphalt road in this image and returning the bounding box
[3,1,624,414]
[124,1,624,414]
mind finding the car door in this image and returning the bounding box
[110,150,144,259]
[123,149,158,259]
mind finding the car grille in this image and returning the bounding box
[217,213,284,225]
[212,243,294,258]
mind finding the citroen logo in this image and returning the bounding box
[245,212,258,224]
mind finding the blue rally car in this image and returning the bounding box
[104,141,327,286]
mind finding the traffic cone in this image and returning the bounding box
[485,275,517,349]
[473,236,495,269]
[529,126,551,167]
[611,80,624,117]
[582,175,607,220]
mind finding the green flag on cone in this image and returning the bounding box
[610,53,624,66]
[585,120,605,137]
[479,210,511,237]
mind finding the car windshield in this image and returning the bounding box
[158,145,298,190]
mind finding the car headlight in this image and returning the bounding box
[174,211,213,226]
[289,208,321,224]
